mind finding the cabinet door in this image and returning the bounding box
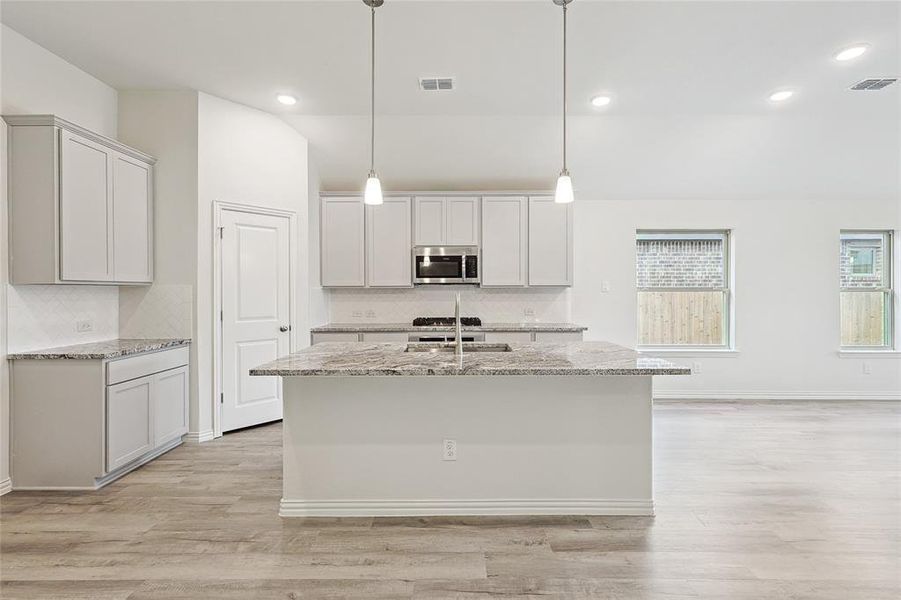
[59,130,113,282]
[107,375,153,472]
[321,197,365,287]
[446,197,480,245]
[413,197,445,245]
[113,153,153,282]
[154,366,188,447]
[528,197,573,286]
[367,197,412,287]
[481,196,528,287]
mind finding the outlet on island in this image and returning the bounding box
[442,439,457,461]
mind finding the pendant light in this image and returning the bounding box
[553,0,574,204]
[363,0,384,205]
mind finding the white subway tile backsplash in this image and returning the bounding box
[7,284,119,353]
[327,287,571,323]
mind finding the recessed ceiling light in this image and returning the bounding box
[768,90,794,103]
[590,95,611,108]
[276,94,297,106]
[834,44,870,62]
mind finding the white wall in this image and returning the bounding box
[0,24,121,492]
[196,92,309,438]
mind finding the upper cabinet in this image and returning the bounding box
[4,115,155,285]
[528,197,573,286]
[413,196,479,246]
[321,196,366,287]
[321,193,572,289]
[481,196,528,287]
[366,197,412,287]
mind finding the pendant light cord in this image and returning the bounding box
[370,6,376,176]
[562,1,567,173]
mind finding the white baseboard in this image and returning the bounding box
[654,390,901,401]
[0,477,12,496]
[183,430,215,443]
[279,498,654,517]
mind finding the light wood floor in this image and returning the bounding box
[1,401,899,599]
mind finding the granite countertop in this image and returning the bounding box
[250,341,690,377]
[311,322,588,333]
[8,338,191,360]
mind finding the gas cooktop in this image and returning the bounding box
[413,316,482,327]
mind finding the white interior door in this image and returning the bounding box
[220,209,290,432]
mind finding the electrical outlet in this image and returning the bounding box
[365,309,376,319]
[692,361,702,374]
[76,319,94,333]
[863,362,871,375]
[523,307,535,317]
[442,439,457,461]
[601,281,611,293]
[352,310,363,318]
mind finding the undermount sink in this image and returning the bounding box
[405,342,513,353]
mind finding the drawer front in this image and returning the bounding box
[361,332,409,342]
[534,331,583,342]
[107,346,189,385]
[484,331,533,343]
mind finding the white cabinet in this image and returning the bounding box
[154,366,189,447]
[321,196,366,287]
[481,196,528,287]
[362,332,410,342]
[534,331,583,342]
[484,331,533,343]
[414,196,479,245]
[3,115,155,285]
[366,197,412,287]
[113,154,153,282]
[107,375,154,471]
[9,345,190,489]
[528,197,573,286]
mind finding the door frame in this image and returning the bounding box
[212,201,298,438]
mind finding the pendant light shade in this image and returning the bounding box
[553,0,574,204]
[362,0,384,205]
[364,172,383,206]
[555,170,574,204]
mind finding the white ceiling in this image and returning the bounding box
[1,0,898,117]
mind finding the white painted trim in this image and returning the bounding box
[279,498,654,517]
[837,350,901,358]
[184,430,215,443]
[653,391,901,401]
[2,114,156,163]
[0,478,12,496]
[640,349,740,358]
[212,201,297,438]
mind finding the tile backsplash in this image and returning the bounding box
[119,284,193,339]
[7,285,119,353]
[327,287,571,324]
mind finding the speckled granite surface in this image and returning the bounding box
[311,322,588,333]
[250,341,690,377]
[8,339,191,360]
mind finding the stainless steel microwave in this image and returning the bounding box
[412,245,480,285]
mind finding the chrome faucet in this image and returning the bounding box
[454,292,463,357]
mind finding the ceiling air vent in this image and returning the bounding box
[419,77,454,92]
[849,78,898,91]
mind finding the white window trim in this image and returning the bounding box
[636,229,734,351]
[839,230,894,351]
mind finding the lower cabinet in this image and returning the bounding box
[10,345,190,490]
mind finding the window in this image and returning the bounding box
[636,230,731,348]
[840,231,893,348]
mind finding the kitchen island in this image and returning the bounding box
[251,341,689,517]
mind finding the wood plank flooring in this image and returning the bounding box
[2,401,899,599]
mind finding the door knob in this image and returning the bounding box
[279,326,290,332]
